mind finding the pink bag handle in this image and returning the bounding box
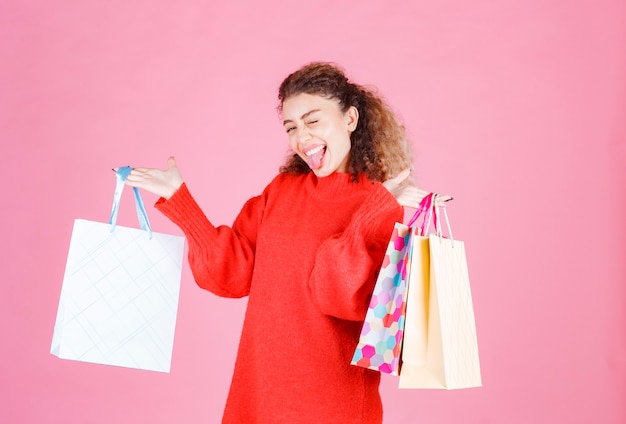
[429,193,455,244]
[407,193,437,236]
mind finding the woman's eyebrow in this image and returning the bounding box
[283,109,321,125]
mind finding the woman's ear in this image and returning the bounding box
[345,106,359,132]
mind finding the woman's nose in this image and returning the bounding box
[297,127,312,143]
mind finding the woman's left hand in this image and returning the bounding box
[382,169,452,208]
[123,156,184,200]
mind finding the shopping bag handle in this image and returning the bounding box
[435,195,454,242]
[407,193,455,242]
[407,193,433,228]
[109,166,152,238]
[407,193,441,237]
[426,193,455,244]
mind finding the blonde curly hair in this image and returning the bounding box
[277,62,414,183]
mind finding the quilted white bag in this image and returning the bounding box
[50,167,185,373]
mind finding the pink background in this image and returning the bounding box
[1,1,624,423]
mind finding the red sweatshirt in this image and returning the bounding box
[156,171,403,424]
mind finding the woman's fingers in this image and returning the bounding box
[382,168,410,190]
[113,157,182,199]
[395,186,454,209]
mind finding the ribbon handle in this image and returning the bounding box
[427,193,455,245]
[406,192,440,237]
[109,166,152,238]
[407,193,433,228]
[437,198,455,245]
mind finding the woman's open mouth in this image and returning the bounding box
[304,145,326,170]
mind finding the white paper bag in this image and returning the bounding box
[399,195,481,389]
[51,167,185,373]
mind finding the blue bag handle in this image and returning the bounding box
[109,166,152,238]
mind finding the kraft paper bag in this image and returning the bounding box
[50,167,185,373]
[399,195,481,389]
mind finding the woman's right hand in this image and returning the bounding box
[124,156,184,200]
[382,169,452,209]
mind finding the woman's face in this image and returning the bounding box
[282,93,358,177]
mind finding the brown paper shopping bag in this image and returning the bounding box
[399,194,481,389]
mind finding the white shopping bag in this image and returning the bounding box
[399,194,481,389]
[51,167,185,373]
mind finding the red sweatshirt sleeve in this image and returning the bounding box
[308,185,403,321]
[155,183,264,298]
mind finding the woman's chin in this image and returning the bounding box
[311,168,332,177]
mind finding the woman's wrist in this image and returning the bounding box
[163,181,183,200]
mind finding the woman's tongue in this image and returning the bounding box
[306,147,326,170]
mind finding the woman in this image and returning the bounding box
[126,62,440,423]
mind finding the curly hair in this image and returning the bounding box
[277,62,414,183]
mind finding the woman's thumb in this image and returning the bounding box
[388,168,410,185]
